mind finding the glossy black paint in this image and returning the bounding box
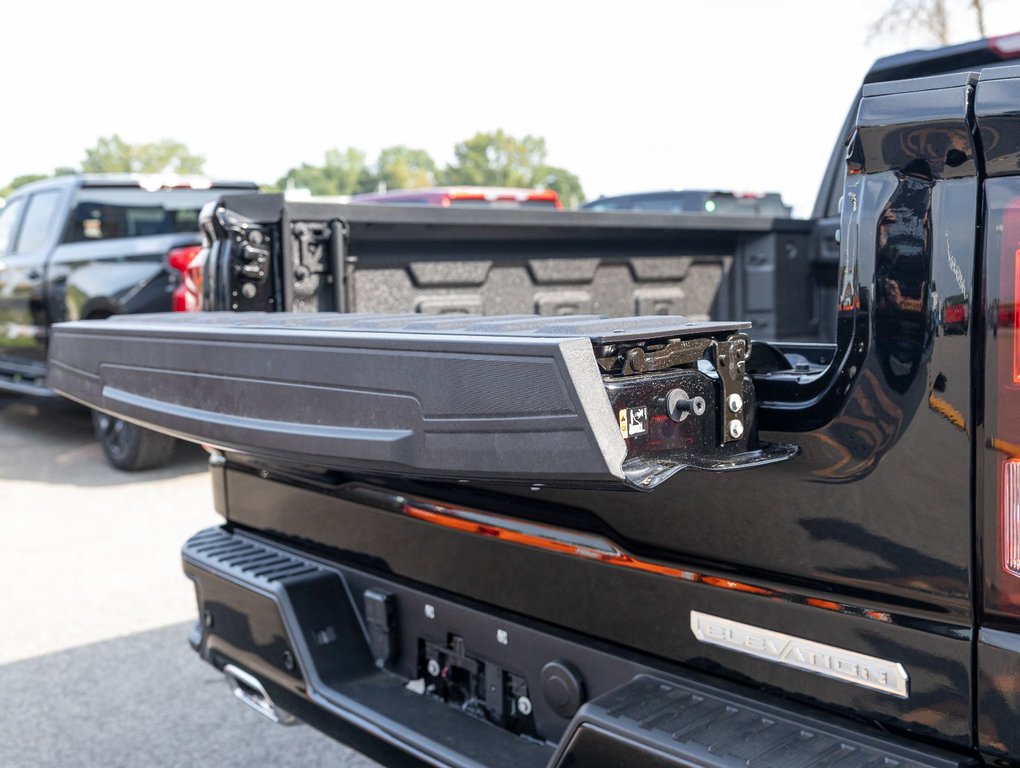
[977,629,1020,759]
[478,72,978,692]
[811,35,1016,221]
[190,569,303,689]
[56,242,184,321]
[976,65,1020,178]
[222,466,972,745]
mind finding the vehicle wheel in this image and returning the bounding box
[92,411,177,471]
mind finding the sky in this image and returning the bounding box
[1,1,1016,216]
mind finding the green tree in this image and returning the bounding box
[276,148,371,196]
[1,173,48,198]
[441,130,546,188]
[326,148,372,194]
[80,134,205,174]
[1,166,80,198]
[272,135,584,204]
[276,163,331,196]
[375,146,437,191]
[532,164,585,209]
[440,130,585,205]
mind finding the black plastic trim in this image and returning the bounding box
[183,527,974,768]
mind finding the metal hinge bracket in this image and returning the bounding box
[714,333,751,444]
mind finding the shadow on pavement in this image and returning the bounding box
[0,394,208,487]
[0,622,386,768]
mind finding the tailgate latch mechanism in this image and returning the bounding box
[620,338,713,376]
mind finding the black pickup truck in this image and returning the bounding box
[46,35,1020,768]
[0,174,256,468]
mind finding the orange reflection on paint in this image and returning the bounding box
[402,503,689,579]
[701,576,776,597]
[397,497,898,624]
[402,502,780,594]
[806,597,843,611]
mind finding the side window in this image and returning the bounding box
[0,198,27,259]
[61,188,225,243]
[14,191,62,254]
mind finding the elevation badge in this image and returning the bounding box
[690,611,909,698]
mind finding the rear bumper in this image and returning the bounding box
[182,526,969,768]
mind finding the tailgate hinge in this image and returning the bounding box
[715,332,751,443]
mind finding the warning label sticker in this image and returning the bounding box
[618,406,647,438]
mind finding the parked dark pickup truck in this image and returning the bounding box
[580,189,793,218]
[0,174,256,468]
[47,35,1020,768]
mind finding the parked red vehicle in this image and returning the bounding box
[352,186,562,209]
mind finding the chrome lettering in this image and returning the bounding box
[690,611,909,698]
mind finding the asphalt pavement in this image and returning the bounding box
[0,394,382,767]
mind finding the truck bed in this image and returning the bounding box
[201,195,826,343]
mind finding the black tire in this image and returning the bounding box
[92,411,177,471]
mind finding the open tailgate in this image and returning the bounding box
[48,312,792,489]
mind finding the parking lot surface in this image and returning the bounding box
[0,394,381,767]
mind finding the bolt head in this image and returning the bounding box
[517,696,533,716]
[424,604,436,620]
[426,659,441,677]
[496,629,509,645]
[728,419,744,439]
[727,393,743,413]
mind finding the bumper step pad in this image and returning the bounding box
[553,675,961,768]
